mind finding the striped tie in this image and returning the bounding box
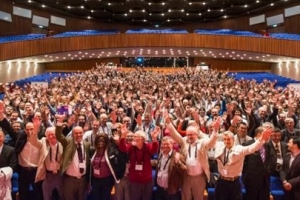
[259,146,265,162]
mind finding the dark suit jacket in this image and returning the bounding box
[269,141,288,177]
[280,153,300,200]
[242,139,271,188]
[155,151,187,195]
[281,129,300,143]
[0,117,27,155]
[55,126,90,180]
[0,144,17,171]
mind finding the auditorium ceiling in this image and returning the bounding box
[4,47,300,64]
[13,0,298,25]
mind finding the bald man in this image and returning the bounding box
[55,115,90,200]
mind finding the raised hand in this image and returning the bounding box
[213,116,222,132]
[163,109,171,124]
[120,123,128,138]
[135,114,142,126]
[0,100,4,113]
[261,128,273,141]
[151,126,161,141]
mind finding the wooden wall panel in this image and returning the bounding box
[44,58,120,71]
[1,34,300,61]
[1,0,300,35]
[193,58,271,71]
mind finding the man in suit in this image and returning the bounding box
[242,127,271,200]
[0,129,17,170]
[55,114,90,200]
[0,101,43,200]
[234,122,252,146]
[155,136,187,200]
[281,118,300,143]
[253,106,278,134]
[269,128,288,177]
[280,137,300,200]
[0,128,17,200]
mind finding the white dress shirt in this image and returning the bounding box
[157,151,172,188]
[19,141,39,167]
[186,140,203,176]
[66,142,86,178]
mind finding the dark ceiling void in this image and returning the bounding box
[12,0,298,25]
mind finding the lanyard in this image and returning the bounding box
[158,154,172,171]
[223,148,231,166]
[188,142,198,158]
[95,152,105,169]
[49,144,59,162]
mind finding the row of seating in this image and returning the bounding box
[2,29,300,43]
[229,72,300,88]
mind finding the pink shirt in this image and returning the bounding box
[92,152,111,178]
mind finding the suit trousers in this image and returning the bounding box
[181,173,206,200]
[156,185,180,200]
[243,175,270,200]
[18,166,43,200]
[63,175,87,200]
[215,178,242,200]
[114,176,130,200]
[129,181,153,200]
[43,172,64,200]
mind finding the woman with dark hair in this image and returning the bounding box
[89,133,127,200]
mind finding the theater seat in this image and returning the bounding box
[270,176,284,200]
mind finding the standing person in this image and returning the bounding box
[89,133,127,200]
[213,127,272,200]
[83,120,100,149]
[0,129,17,200]
[119,125,159,200]
[280,137,300,200]
[114,132,133,200]
[155,136,187,200]
[0,101,43,200]
[163,111,220,200]
[242,127,271,200]
[55,115,90,200]
[269,128,288,177]
[29,123,64,200]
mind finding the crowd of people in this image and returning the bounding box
[0,64,300,200]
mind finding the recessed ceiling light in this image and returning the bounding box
[42,5,46,8]
[81,6,84,9]
[270,3,274,6]
[67,6,71,9]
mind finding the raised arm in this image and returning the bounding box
[164,111,184,146]
[28,116,43,149]
[55,115,69,147]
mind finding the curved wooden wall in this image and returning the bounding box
[1,34,300,61]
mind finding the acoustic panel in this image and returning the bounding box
[50,15,66,26]
[0,10,12,22]
[266,14,284,26]
[32,15,49,27]
[249,14,265,25]
[285,5,300,17]
[13,6,32,18]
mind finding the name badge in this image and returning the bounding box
[135,164,143,171]
[186,158,197,166]
[157,171,163,178]
[208,150,215,159]
[49,162,59,171]
[79,163,85,169]
[94,169,100,175]
[223,169,228,176]
[277,158,283,165]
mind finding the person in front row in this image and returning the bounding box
[280,137,300,200]
[119,125,159,200]
[213,127,273,200]
[155,136,187,200]
[55,115,90,200]
[164,111,221,200]
[89,133,127,200]
[29,118,64,200]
